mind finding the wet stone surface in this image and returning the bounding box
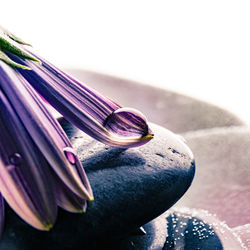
[0,122,195,250]
[118,208,244,250]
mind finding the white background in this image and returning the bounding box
[1,1,250,123]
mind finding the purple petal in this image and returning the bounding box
[0,194,4,239]
[0,62,93,201]
[11,51,154,148]
[0,86,57,230]
[51,170,87,213]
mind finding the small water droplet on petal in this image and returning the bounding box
[63,147,76,165]
[9,153,22,165]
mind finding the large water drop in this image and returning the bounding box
[103,107,150,138]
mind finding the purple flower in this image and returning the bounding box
[10,51,154,148]
[0,27,153,236]
[0,62,93,231]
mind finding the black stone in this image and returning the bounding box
[0,122,195,250]
[117,208,244,249]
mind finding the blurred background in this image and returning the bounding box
[1,0,250,122]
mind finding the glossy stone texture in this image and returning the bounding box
[66,69,244,133]
[118,208,244,249]
[0,122,195,250]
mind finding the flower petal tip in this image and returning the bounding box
[143,133,154,141]
[88,196,95,202]
[45,224,53,231]
[78,209,86,214]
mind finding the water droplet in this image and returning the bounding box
[9,153,22,165]
[103,107,150,137]
[63,147,76,165]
